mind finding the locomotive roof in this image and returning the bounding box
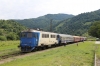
[21,29,73,36]
[21,29,57,34]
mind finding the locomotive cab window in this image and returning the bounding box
[21,32,26,37]
[21,32,37,38]
[27,32,33,38]
[27,32,37,38]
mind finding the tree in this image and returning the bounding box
[88,21,100,38]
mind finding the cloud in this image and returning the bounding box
[0,0,100,19]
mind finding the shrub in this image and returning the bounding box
[7,33,17,40]
[0,36,7,41]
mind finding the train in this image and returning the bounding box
[18,29,87,52]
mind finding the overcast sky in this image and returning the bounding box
[0,0,100,19]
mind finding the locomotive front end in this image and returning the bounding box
[19,30,39,52]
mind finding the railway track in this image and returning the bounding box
[0,44,63,60]
[95,41,100,66]
[0,52,26,60]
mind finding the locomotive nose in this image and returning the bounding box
[20,44,32,52]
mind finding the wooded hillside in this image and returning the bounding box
[0,20,27,40]
[55,9,100,36]
[15,14,74,31]
[14,9,100,37]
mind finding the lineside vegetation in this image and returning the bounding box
[0,41,20,59]
[0,41,95,66]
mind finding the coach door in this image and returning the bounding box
[57,35,61,44]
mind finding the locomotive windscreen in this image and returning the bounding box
[27,32,32,38]
[21,32,36,38]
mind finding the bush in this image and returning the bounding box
[7,33,17,40]
[0,36,7,41]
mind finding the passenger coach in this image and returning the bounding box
[58,34,74,44]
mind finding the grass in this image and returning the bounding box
[0,41,95,66]
[95,44,100,59]
[0,41,20,58]
[0,41,19,50]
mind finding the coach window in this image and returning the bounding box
[52,35,53,38]
[47,34,49,38]
[51,35,53,38]
[46,34,47,38]
[55,35,56,38]
[51,35,52,38]
[42,34,45,38]
[45,34,47,38]
[51,35,55,38]
[45,34,48,38]
[43,34,45,38]
[43,34,44,38]
[53,35,55,38]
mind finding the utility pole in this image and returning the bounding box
[50,19,53,32]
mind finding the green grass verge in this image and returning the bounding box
[0,41,20,58]
[0,41,95,66]
[0,41,19,51]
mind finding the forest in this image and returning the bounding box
[54,9,100,36]
[0,20,27,41]
[14,9,100,37]
[15,14,74,31]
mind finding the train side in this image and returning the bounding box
[73,36,87,42]
[59,34,74,44]
[38,31,58,47]
[19,29,59,52]
[19,29,86,52]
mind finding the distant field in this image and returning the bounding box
[0,41,95,66]
[0,41,20,58]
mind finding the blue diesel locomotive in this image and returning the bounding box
[19,29,60,52]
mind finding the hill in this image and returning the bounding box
[14,9,100,36]
[14,14,74,31]
[0,20,27,40]
[55,9,100,36]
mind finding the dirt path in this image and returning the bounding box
[96,58,100,66]
[95,41,100,44]
[95,41,100,66]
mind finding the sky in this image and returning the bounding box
[0,0,100,20]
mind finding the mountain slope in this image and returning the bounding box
[15,14,74,31]
[55,9,100,36]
